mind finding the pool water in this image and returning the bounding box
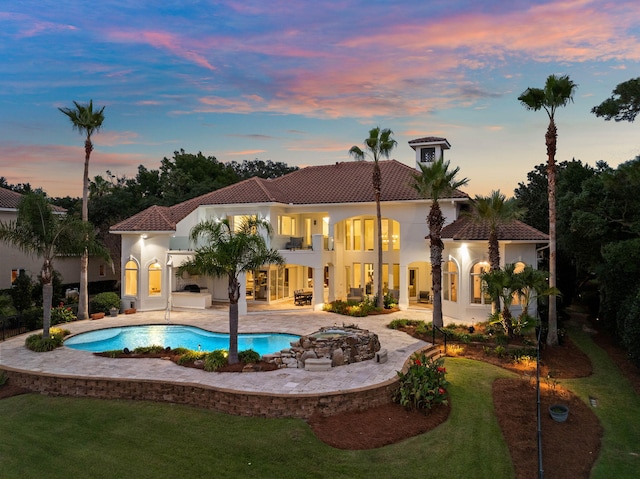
[64,324,300,356]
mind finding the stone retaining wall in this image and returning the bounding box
[1,368,399,419]
[265,326,381,369]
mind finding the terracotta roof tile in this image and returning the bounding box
[441,216,548,241]
[110,205,176,232]
[408,136,449,145]
[111,160,469,232]
[0,187,66,213]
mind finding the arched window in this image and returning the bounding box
[148,262,162,296]
[124,260,138,296]
[470,261,491,304]
[443,260,458,302]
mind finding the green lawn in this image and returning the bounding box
[1,323,638,479]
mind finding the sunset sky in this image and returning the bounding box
[1,0,639,199]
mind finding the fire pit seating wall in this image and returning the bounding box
[263,326,381,369]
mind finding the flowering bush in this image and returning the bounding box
[394,352,449,411]
[51,303,77,325]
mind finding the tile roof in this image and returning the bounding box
[0,187,66,213]
[408,136,449,145]
[441,216,548,241]
[111,160,469,232]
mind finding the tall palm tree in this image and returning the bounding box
[518,74,577,346]
[59,100,106,321]
[178,217,284,364]
[349,127,397,308]
[411,158,468,327]
[0,193,110,337]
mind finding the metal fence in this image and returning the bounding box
[0,315,28,341]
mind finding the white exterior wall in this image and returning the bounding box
[0,210,117,290]
[117,197,543,323]
[442,241,541,325]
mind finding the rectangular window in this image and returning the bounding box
[279,215,295,236]
[305,218,312,247]
[421,147,436,163]
[353,219,362,251]
[345,219,352,251]
[381,220,389,251]
[365,263,374,295]
[232,215,256,232]
[391,220,400,250]
[353,263,362,288]
[11,269,21,284]
[364,219,374,251]
[382,263,389,292]
[99,264,106,277]
[393,264,400,289]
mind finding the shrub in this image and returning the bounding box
[387,319,425,330]
[22,307,44,331]
[50,303,77,325]
[238,349,260,364]
[133,345,166,354]
[25,327,70,352]
[91,292,121,314]
[324,299,372,317]
[494,345,507,358]
[176,349,207,365]
[394,352,449,411]
[204,349,228,371]
[0,370,7,386]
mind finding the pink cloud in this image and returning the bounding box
[93,131,140,147]
[0,12,77,38]
[107,30,216,71]
[226,149,266,156]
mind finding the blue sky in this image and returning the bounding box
[1,0,639,198]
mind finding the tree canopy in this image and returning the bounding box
[592,77,640,122]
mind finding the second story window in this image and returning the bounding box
[278,215,296,235]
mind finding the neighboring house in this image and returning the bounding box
[0,187,117,291]
[110,137,548,322]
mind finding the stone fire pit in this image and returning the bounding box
[263,326,381,369]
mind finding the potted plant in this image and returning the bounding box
[549,404,569,422]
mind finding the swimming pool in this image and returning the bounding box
[64,324,300,356]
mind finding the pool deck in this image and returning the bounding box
[0,307,447,396]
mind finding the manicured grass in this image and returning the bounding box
[0,359,513,479]
[562,323,640,479]
[1,325,637,478]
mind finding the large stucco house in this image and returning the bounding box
[0,187,117,290]
[110,137,547,323]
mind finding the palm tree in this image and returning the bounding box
[411,158,468,327]
[178,217,284,364]
[349,127,397,308]
[468,190,524,271]
[481,265,520,338]
[518,74,577,346]
[0,193,110,337]
[516,265,559,319]
[59,100,106,321]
